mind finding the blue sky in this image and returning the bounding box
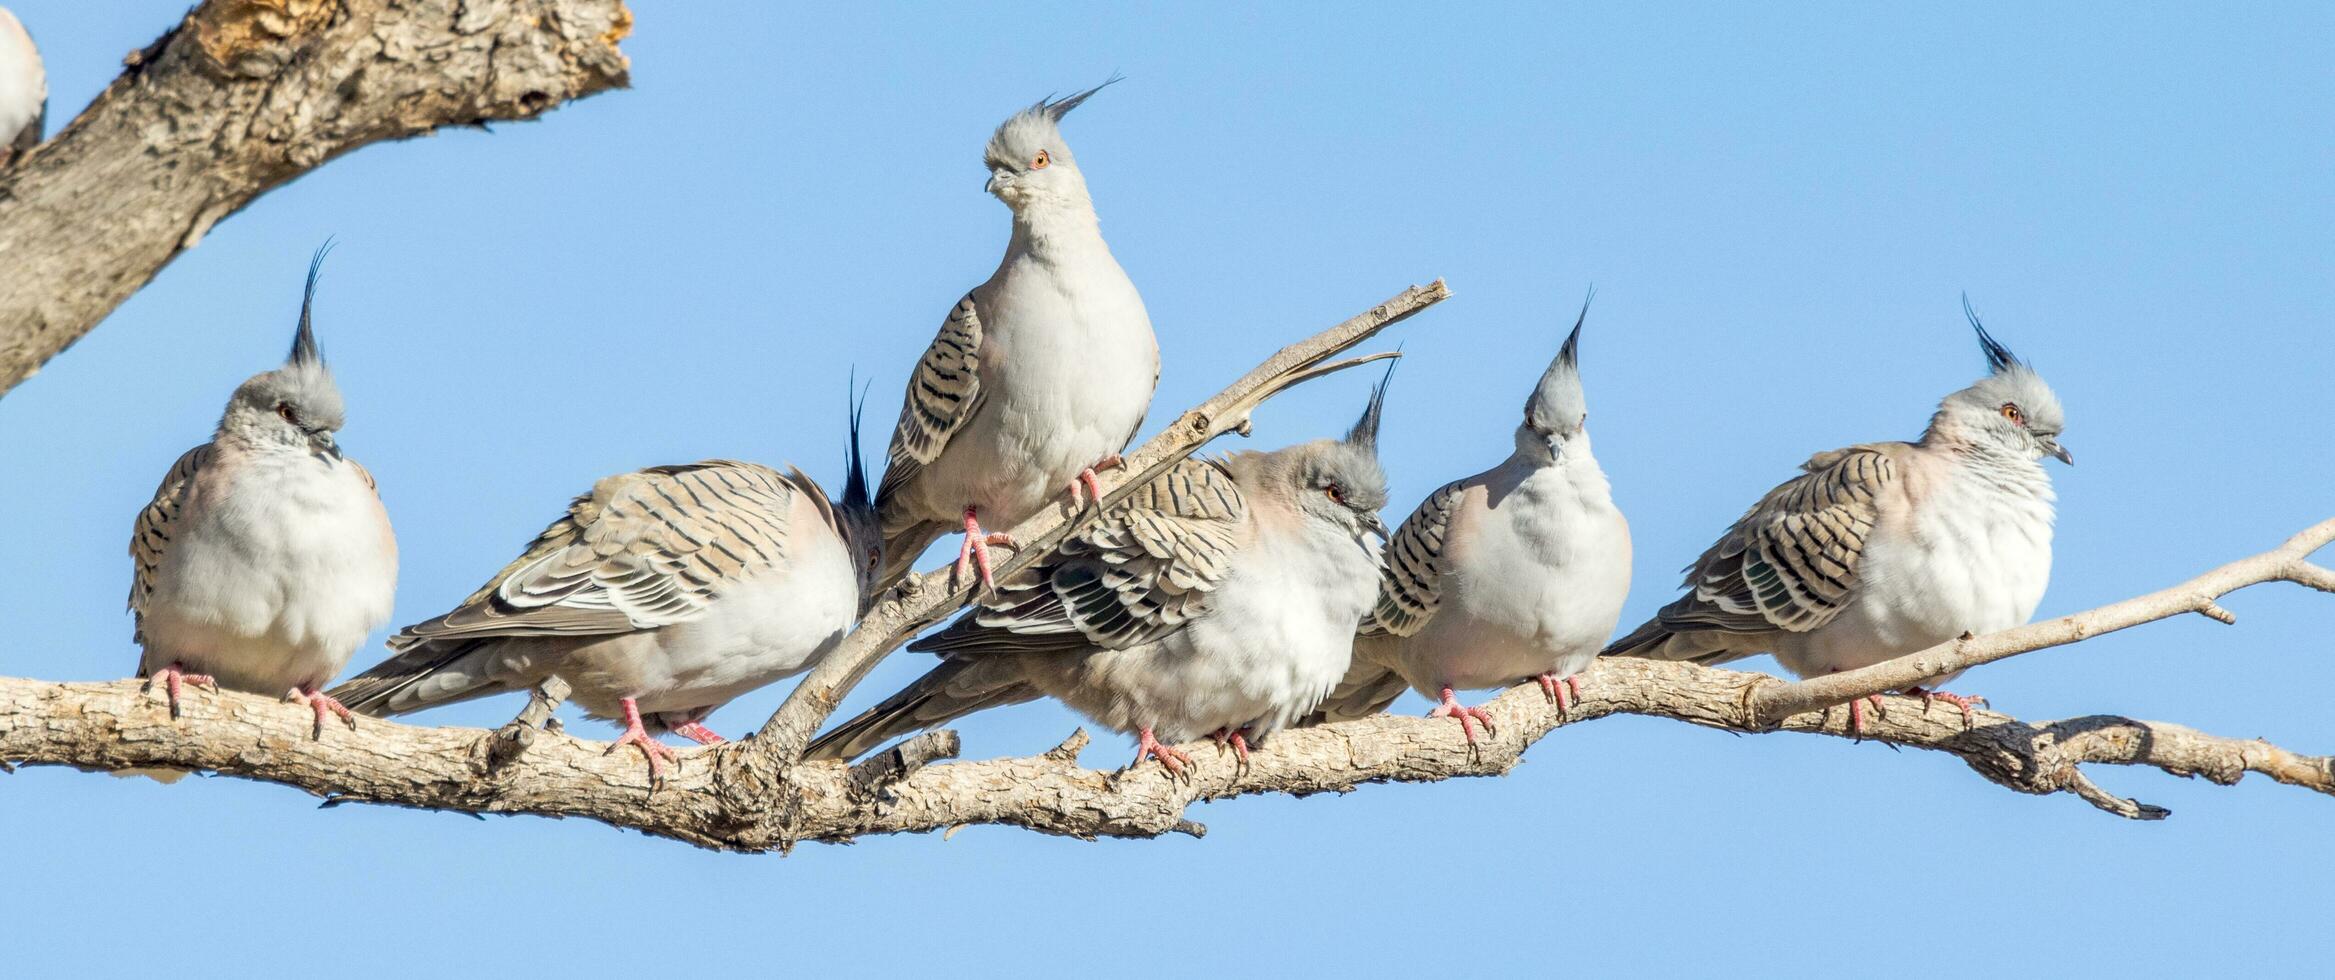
[4,2,2330,975]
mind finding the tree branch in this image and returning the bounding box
[0,0,632,398]
[5,516,2327,846]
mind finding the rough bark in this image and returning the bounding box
[0,0,632,397]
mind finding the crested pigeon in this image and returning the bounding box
[1604,300,2069,730]
[875,79,1159,592]
[809,370,1398,773]
[129,246,398,738]
[1312,298,1632,742]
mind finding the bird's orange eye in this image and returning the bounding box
[2000,403,2025,425]
[1325,485,1346,505]
[1031,149,1050,170]
[275,403,297,424]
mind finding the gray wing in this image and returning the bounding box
[875,295,984,515]
[1656,445,1898,635]
[392,460,804,644]
[1363,480,1465,638]
[913,458,1249,658]
[127,444,211,649]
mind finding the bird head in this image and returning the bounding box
[1282,359,1396,547]
[223,243,347,460]
[982,77,1119,211]
[838,372,883,603]
[1930,296,2070,465]
[1517,289,1594,463]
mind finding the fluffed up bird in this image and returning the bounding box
[329,392,883,781]
[1603,299,2069,731]
[808,367,1398,774]
[1311,297,1632,742]
[876,78,1159,592]
[0,5,44,166]
[129,246,397,738]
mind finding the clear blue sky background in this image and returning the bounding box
[4,3,2330,975]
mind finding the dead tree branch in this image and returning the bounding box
[0,0,632,398]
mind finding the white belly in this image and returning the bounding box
[140,454,397,693]
[1397,469,1631,693]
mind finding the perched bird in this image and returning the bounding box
[129,246,397,737]
[1604,301,2069,730]
[876,79,1158,591]
[0,6,44,167]
[1311,299,1632,742]
[329,395,882,781]
[809,371,1397,773]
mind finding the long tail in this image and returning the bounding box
[874,520,951,593]
[327,638,516,717]
[804,657,1038,762]
[1600,615,1757,667]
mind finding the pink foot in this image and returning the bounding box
[1428,686,1497,744]
[1908,687,1988,727]
[607,697,682,783]
[1066,453,1126,508]
[1208,727,1252,770]
[952,508,1017,591]
[286,686,357,740]
[670,722,727,746]
[143,661,217,720]
[1129,727,1194,778]
[1534,672,1584,715]
[1846,693,1887,737]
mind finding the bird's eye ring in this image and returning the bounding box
[2000,402,2025,425]
[1325,484,1346,505]
[275,402,297,424]
[1031,149,1050,170]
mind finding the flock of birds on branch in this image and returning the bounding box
[3,43,2075,783]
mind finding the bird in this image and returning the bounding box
[1603,299,2070,732]
[0,5,44,167]
[1310,297,1632,743]
[328,390,883,781]
[808,368,1398,774]
[128,245,398,738]
[874,78,1158,593]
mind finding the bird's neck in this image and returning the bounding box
[1006,195,1108,261]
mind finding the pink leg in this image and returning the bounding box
[1534,672,1584,715]
[1130,727,1194,778]
[607,697,682,783]
[1846,693,1887,737]
[1066,453,1126,508]
[286,686,357,740]
[1908,687,1988,727]
[670,722,727,746]
[1208,727,1252,769]
[143,661,217,720]
[1428,686,1498,744]
[952,507,1017,591]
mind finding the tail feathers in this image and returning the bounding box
[1601,617,1758,667]
[805,657,1037,762]
[874,521,951,593]
[327,639,515,717]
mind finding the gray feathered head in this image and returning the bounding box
[1931,296,2071,464]
[1282,359,1396,545]
[1520,290,1593,458]
[223,243,347,458]
[983,76,1120,207]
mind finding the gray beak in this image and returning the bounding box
[2044,438,2073,466]
[985,169,1011,195]
[309,430,340,460]
[1361,511,1389,545]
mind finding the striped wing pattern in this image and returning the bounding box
[126,444,212,646]
[1363,479,1463,638]
[912,458,1249,658]
[1663,446,1895,635]
[876,295,983,511]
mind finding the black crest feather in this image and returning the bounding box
[1345,354,1401,453]
[1963,293,2020,374]
[1039,74,1125,122]
[289,239,336,368]
[1559,285,1594,370]
[844,370,872,509]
